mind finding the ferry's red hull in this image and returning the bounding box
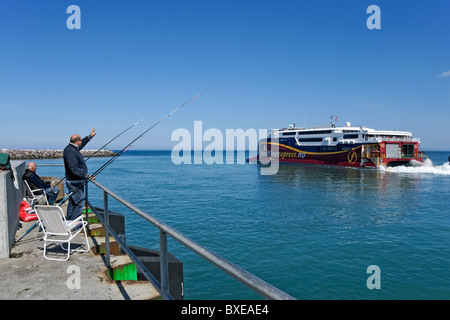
[249,141,423,169]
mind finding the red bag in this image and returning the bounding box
[19,201,38,222]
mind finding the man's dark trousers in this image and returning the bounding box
[66,180,85,221]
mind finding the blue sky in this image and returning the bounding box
[1,0,449,151]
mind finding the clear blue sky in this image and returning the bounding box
[1,0,449,151]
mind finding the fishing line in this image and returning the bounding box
[14,119,147,245]
[59,94,201,204]
[84,118,145,161]
[42,118,146,198]
[17,95,200,245]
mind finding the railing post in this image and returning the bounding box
[160,230,169,298]
[85,181,89,225]
[104,191,110,268]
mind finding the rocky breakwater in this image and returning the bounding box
[2,148,118,160]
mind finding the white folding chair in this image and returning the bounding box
[34,205,90,261]
[24,180,49,207]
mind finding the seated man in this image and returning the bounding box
[23,162,60,205]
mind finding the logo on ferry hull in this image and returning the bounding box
[347,151,358,164]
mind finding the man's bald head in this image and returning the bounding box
[70,134,82,143]
[27,162,37,172]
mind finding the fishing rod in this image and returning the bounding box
[14,119,146,245]
[84,118,145,161]
[92,94,201,178]
[41,118,146,198]
[58,94,201,205]
[16,96,199,246]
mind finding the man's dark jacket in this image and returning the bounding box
[63,135,92,180]
[23,169,50,193]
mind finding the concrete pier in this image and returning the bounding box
[0,160,159,300]
[0,213,160,300]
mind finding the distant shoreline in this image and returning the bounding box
[2,148,118,160]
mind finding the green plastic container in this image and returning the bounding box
[108,263,138,281]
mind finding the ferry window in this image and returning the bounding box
[402,144,414,158]
[298,138,323,142]
[333,137,337,142]
[282,132,296,136]
[343,134,359,139]
[297,130,332,135]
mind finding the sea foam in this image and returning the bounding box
[379,158,450,175]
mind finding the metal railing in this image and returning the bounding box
[86,179,296,300]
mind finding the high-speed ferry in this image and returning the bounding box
[250,122,424,168]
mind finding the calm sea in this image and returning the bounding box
[33,150,450,300]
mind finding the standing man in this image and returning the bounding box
[63,128,96,220]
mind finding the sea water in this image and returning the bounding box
[33,151,450,299]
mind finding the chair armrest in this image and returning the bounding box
[31,188,46,195]
[66,216,87,232]
[66,215,85,227]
